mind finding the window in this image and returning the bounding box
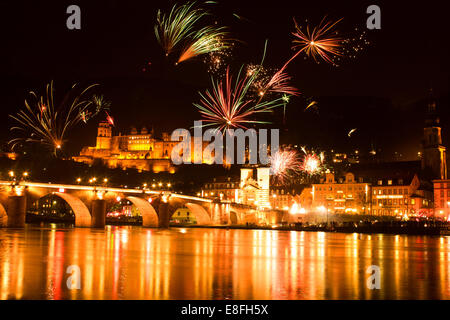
[399,179,403,185]
[411,199,415,205]
[388,180,392,185]
[393,189,397,195]
[378,180,382,185]
[373,190,377,195]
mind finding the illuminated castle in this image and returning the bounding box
[73,122,211,172]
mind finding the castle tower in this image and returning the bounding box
[96,121,112,150]
[256,167,271,208]
[421,90,447,179]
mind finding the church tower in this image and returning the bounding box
[421,90,447,179]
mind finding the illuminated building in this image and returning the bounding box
[201,177,240,202]
[312,172,371,215]
[170,207,197,224]
[432,180,450,220]
[310,161,434,217]
[73,122,212,172]
[371,174,433,217]
[270,185,305,211]
[239,167,271,208]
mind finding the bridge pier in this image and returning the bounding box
[158,202,170,228]
[7,195,27,228]
[91,199,106,228]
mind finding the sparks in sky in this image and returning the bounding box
[300,152,324,175]
[270,149,301,185]
[348,128,357,137]
[154,1,208,56]
[154,1,232,64]
[291,17,343,66]
[194,66,285,131]
[9,81,101,154]
[177,26,232,64]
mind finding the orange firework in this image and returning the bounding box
[292,17,343,65]
[280,17,343,72]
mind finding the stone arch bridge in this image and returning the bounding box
[0,181,275,228]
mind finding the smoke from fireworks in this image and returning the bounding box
[9,81,102,154]
[270,149,301,184]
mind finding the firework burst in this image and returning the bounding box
[178,26,232,64]
[269,149,301,185]
[194,66,285,131]
[291,17,343,66]
[300,152,324,175]
[154,1,207,56]
[9,81,101,154]
[155,1,232,64]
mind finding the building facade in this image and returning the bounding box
[312,172,371,215]
[433,179,450,220]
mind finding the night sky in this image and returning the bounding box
[1,0,448,160]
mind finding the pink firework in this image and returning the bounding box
[261,69,300,98]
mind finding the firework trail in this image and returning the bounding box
[177,26,231,64]
[154,1,207,56]
[348,128,357,137]
[305,100,318,111]
[154,1,232,64]
[194,66,285,131]
[9,81,101,154]
[269,149,301,185]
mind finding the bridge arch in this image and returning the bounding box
[184,203,212,225]
[230,211,239,225]
[53,192,91,227]
[126,196,158,227]
[0,203,7,227]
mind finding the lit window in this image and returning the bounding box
[378,180,382,185]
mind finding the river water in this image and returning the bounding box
[0,225,449,299]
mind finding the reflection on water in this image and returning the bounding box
[0,225,449,299]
